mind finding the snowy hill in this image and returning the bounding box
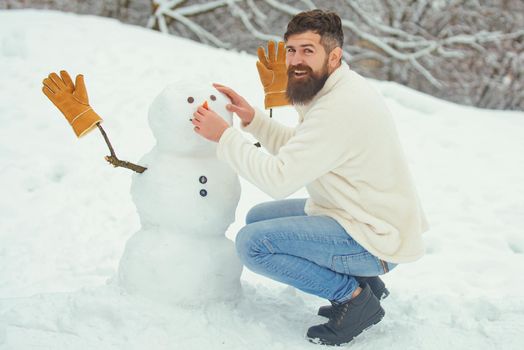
[1,10,523,350]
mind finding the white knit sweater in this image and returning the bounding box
[217,62,428,263]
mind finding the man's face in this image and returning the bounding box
[285,31,330,104]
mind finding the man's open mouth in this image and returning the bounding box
[293,70,309,78]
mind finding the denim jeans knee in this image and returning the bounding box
[235,226,251,264]
[235,225,267,271]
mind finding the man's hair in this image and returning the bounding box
[284,9,344,55]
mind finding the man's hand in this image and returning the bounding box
[192,103,230,143]
[256,41,290,109]
[213,83,255,127]
[42,70,103,137]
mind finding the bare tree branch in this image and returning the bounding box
[143,0,524,109]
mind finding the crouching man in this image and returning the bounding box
[191,9,428,346]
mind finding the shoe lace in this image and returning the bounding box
[329,301,350,327]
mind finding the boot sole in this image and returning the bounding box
[308,306,385,346]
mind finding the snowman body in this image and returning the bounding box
[118,82,242,306]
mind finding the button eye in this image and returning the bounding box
[210,95,216,101]
[187,97,194,103]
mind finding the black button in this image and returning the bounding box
[199,176,207,184]
[200,189,207,197]
[210,95,217,101]
[187,96,194,103]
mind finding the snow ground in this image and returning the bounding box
[1,9,523,350]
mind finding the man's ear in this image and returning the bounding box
[328,47,343,70]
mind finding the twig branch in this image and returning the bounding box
[96,123,147,174]
[104,156,148,173]
[97,122,116,158]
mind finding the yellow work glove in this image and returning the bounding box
[256,41,290,109]
[42,70,103,137]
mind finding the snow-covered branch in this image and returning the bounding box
[145,0,523,110]
[228,1,282,42]
[262,0,524,88]
[7,0,522,110]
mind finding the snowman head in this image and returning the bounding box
[148,81,234,156]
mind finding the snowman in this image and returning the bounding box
[41,70,242,306]
[117,81,243,306]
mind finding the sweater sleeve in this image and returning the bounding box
[239,108,296,155]
[217,106,355,199]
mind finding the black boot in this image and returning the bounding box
[307,283,385,346]
[318,276,389,318]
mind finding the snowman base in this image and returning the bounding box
[118,229,243,307]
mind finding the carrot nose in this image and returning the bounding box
[202,101,209,110]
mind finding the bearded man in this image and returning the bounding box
[191,9,428,346]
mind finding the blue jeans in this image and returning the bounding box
[235,198,397,303]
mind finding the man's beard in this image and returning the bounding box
[286,60,329,105]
